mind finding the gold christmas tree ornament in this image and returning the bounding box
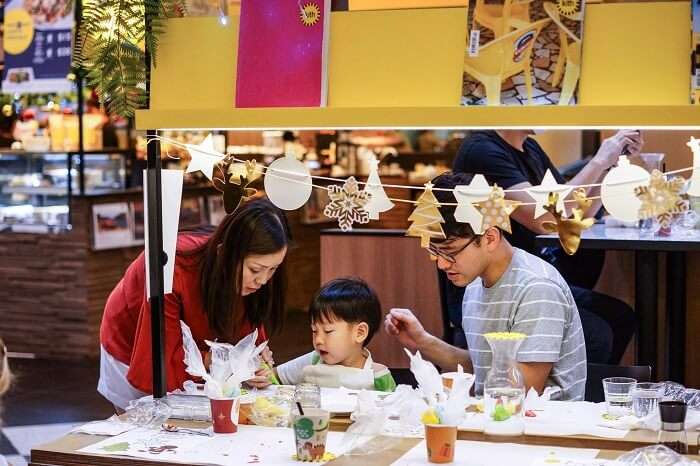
[634,170,688,228]
[474,185,520,234]
[542,189,594,255]
[406,182,446,248]
[323,176,371,231]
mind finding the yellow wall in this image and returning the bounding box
[142,2,696,128]
[328,8,466,107]
[579,2,691,105]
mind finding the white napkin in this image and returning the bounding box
[598,407,700,432]
[69,415,137,436]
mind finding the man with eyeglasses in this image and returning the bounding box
[384,172,587,400]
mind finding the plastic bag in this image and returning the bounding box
[124,397,172,427]
[662,382,700,409]
[342,390,402,456]
[181,321,265,398]
[616,445,700,465]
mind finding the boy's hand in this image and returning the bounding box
[384,308,429,352]
[246,367,272,389]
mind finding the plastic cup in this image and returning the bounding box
[603,377,636,417]
[209,397,241,434]
[425,424,457,463]
[292,408,330,461]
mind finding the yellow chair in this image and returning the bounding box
[543,2,582,105]
[473,0,534,37]
[464,18,551,105]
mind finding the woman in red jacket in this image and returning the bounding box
[98,198,290,410]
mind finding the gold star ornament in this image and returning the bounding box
[634,170,688,228]
[474,185,520,234]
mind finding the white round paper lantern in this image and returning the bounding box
[264,153,312,210]
[601,155,651,223]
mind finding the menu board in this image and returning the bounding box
[2,0,74,93]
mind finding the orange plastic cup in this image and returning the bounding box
[425,424,457,463]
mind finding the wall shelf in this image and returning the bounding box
[136,105,700,130]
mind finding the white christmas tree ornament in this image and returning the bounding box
[686,136,700,197]
[363,157,394,220]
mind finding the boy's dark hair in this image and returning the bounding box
[308,278,381,347]
[431,171,481,243]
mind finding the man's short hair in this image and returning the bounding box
[431,171,480,242]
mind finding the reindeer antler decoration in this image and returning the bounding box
[541,188,594,255]
[213,158,259,214]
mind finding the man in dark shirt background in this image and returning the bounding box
[450,130,642,364]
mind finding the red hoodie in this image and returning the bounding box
[100,233,267,393]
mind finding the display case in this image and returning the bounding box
[0,149,133,232]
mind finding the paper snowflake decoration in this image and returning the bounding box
[474,185,520,234]
[323,176,371,231]
[635,170,688,228]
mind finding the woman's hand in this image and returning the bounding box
[260,346,274,366]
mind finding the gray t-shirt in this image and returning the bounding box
[462,248,587,401]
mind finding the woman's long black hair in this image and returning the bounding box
[191,198,291,340]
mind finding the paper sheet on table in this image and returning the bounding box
[457,401,629,439]
[320,387,383,414]
[391,440,600,466]
[69,415,137,436]
[144,169,183,296]
[530,460,623,466]
[80,425,346,466]
[524,401,628,439]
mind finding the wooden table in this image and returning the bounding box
[30,417,700,466]
[536,224,700,382]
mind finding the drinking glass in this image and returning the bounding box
[294,383,321,410]
[603,377,636,417]
[632,382,663,418]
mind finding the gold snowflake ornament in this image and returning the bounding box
[634,170,688,228]
[323,176,371,231]
[299,2,321,26]
[474,185,520,234]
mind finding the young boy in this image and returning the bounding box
[276,278,396,392]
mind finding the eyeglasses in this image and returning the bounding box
[427,235,480,263]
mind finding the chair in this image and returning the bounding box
[473,0,534,38]
[389,368,418,388]
[542,2,582,105]
[585,363,653,402]
[464,18,551,105]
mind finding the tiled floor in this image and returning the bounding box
[0,358,114,466]
[0,310,312,466]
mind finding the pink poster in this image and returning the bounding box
[236,0,330,108]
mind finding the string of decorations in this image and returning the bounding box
[148,134,700,255]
